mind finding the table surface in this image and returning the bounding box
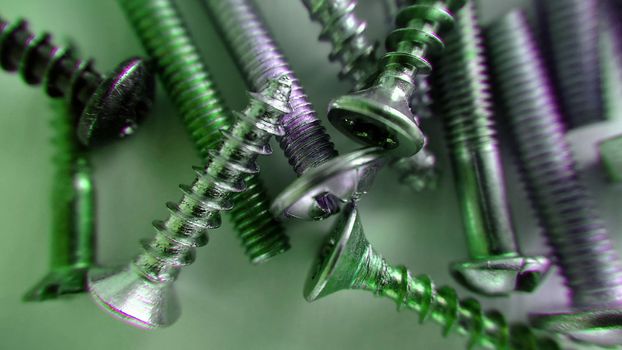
[1,0,619,349]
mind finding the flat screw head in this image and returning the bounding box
[78,57,155,146]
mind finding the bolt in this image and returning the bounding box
[88,76,292,329]
[433,1,550,296]
[301,0,439,192]
[488,11,622,346]
[204,0,386,221]
[305,202,563,349]
[23,100,95,301]
[536,0,604,128]
[326,0,465,158]
[118,0,288,263]
[0,17,155,146]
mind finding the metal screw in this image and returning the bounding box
[23,100,95,301]
[326,0,465,158]
[0,17,155,146]
[305,202,563,349]
[88,76,293,329]
[301,0,439,192]
[118,0,288,263]
[536,0,604,128]
[433,0,550,296]
[204,0,387,221]
[488,11,622,346]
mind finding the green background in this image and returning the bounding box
[1,0,620,349]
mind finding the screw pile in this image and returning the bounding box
[117,0,289,263]
[3,1,622,349]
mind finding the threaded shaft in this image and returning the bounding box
[434,1,517,257]
[380,0,464,77]
[301,0,378,89]
[0,17,102,124]
[133,77,291,282]
[356,247,561,349]
[488,11,622,309]
[537,0,604,128]
[204,0,338,176]
[119,0,289,263]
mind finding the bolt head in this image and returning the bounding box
[78,57,155,147]
[327,84,424,158]
[271,147,386,221]
[88,265,180,329]
[450,256,551,296]
[530,308,622,346]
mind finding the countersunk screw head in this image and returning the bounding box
[88,265,180,329]
[328,84,425,158]
[23,267,89,301]
[78,57,155,146]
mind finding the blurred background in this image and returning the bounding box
[0,0,621,349]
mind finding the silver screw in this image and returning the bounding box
[489,10,622,346]
[88,76,292,329]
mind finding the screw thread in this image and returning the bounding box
[133,77,292,283]
[435,0,518,257]
[380,0,464,77]
[0,17,102,123]
[356,247,560,349]
[537,0,604,128]
[301,0,378,89]
[119,0,289,263]
[204,0,338,176]
[488,11,622,308]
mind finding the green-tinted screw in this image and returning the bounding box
[305,202,563,349]
[88,76,292,329]
[23,100,95,301]
[117,0,289,263]
[434,0,550,296]
[599,134,622,183]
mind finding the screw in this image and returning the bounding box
[305,202,563,349]
[536,0,604,128]
[326,0,465,158]
[88,76,292,328]
[488,10,622,346]
[204,0,386,221]
[433,0,550,296]
[23,100,95,301]
[117,0,288,263]
[0,17,155,146]
[301,0,439,193]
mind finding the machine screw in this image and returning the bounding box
[204,0,387,221]
[88,76,292,328]
[434,0,550,296]
[326,0,465,158]
[489,11,622,346]
[118,0,288,263]
[301,0,439,192]
[305,202,563,349]
[23,100,95,301]
[536,0,604,128]
[0,17,155,146]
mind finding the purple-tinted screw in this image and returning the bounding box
[489,10,622,346]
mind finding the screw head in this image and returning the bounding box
[530,308,622,346]
[304,202,370,302]
[450,256,552,296]
[22,267,89,301]
[78,57,155,146]
[272,147,386,221]
[88,265,180,329]
[327,79,425,158]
